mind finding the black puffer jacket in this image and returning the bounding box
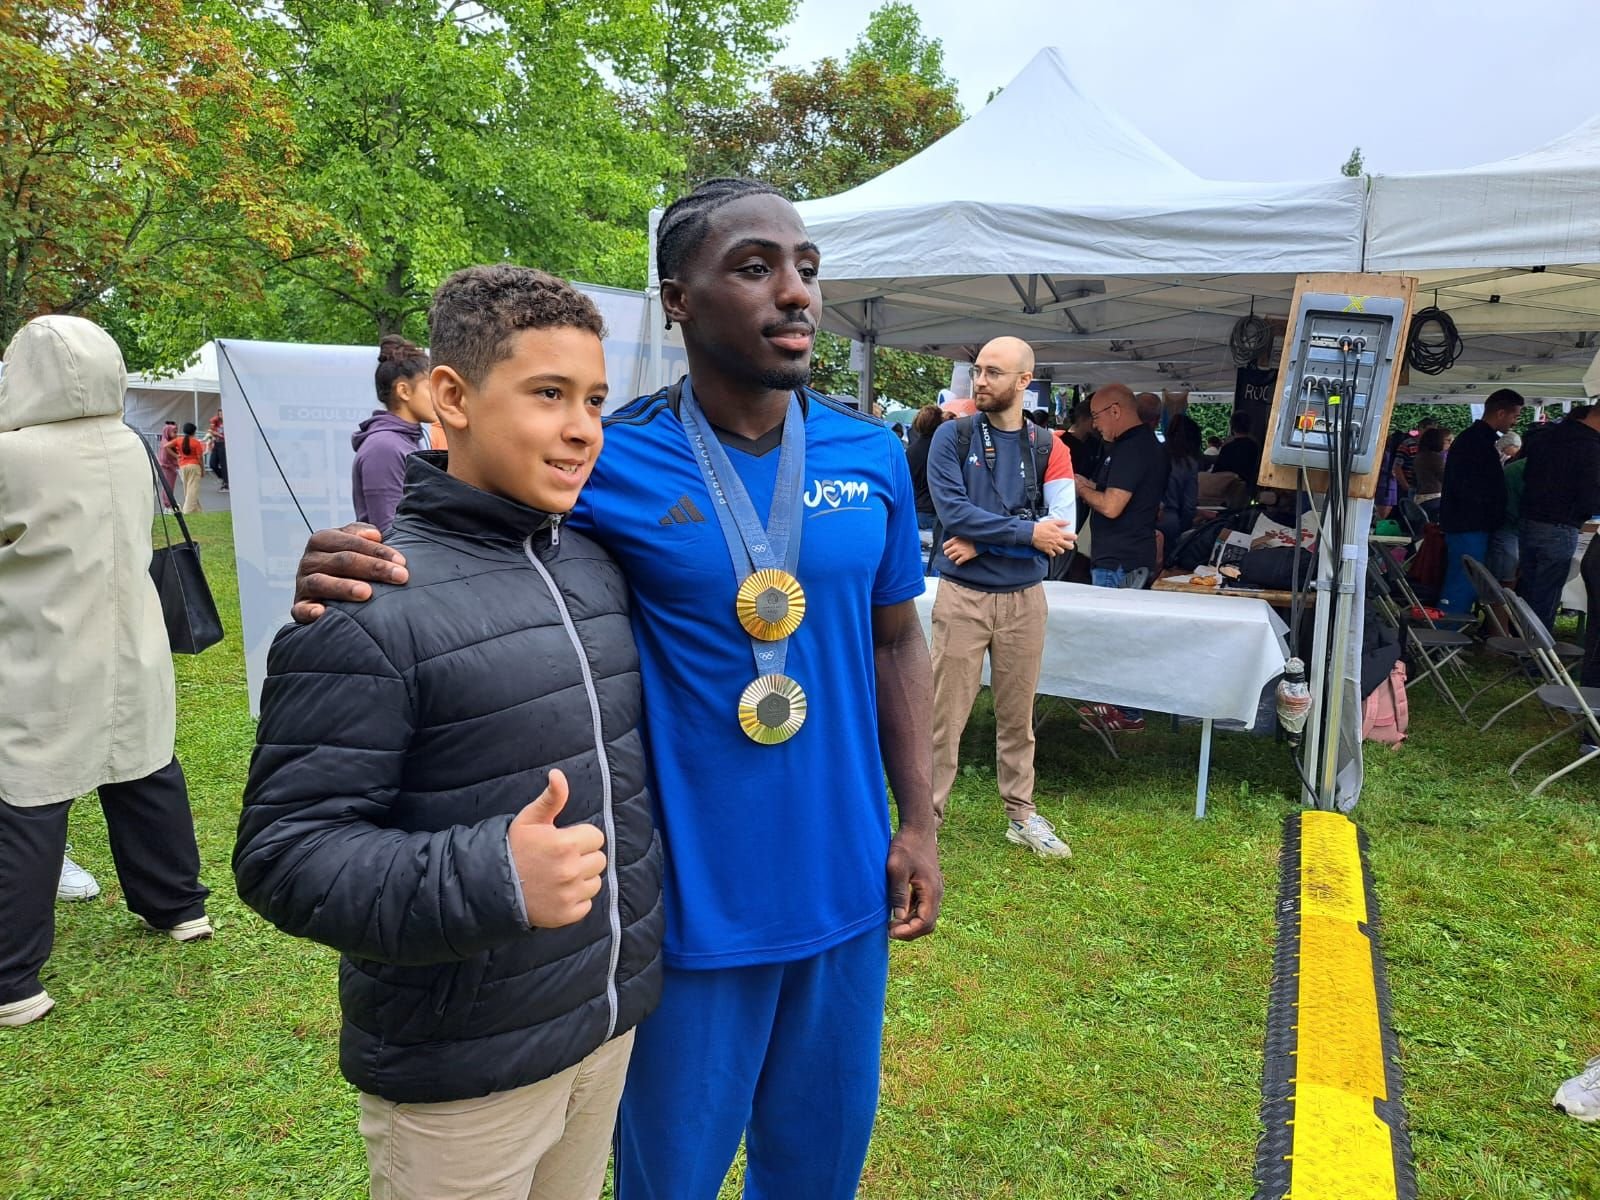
[235,453,662,1103]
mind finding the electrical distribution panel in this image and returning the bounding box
[1269,292,1408,474]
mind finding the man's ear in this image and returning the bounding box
[661,279,691,328]
[430,365,470,433]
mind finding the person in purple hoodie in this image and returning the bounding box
[352,335,434,532]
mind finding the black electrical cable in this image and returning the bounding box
[1230,312,1273,366]
[1406,306,1464,375]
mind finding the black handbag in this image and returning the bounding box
[143,438,224,654]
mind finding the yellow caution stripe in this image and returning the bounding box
[1254,811,1416,1200]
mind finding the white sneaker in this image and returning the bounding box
[57,853,100,901]
[1006,814,1072,859]
[139,915,214,943]
[1553,1056,1600,1122]
[0,991,55,1027]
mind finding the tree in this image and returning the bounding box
[0,0,341,359]
[846,0,954,91]
[610,0,797,190]
[1341,146,1364,177]
[226,0,680,344]
[683,55,963,201]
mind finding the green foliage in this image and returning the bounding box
[4,521,1597,1198]
[1341,146,1365,177]
[0,0,344,361]
[808,330,950,407]
[225,0,679,343]
[846,0,955,91]
[611,0,797,192]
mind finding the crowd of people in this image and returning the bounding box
[2,174,1599,1200]
[1384,388,1600,696]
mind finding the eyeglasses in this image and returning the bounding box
[1090,402,1119,419]
[969,365,1019,382]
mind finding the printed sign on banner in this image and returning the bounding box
[220,283,688,714]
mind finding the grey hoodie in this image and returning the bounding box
[351,410,424,532]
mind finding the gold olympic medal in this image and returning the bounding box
[737,674,808,745]
[735,569,806,641]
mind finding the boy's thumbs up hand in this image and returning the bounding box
[508,770,606,929]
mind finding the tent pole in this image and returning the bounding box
[857,299,878,413]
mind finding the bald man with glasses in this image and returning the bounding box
[925,337,1076,859]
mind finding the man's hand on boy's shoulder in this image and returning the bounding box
[292,523,410,624]
[509,770,608,929]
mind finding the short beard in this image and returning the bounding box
[757,363,812,392]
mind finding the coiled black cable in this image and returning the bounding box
[1406,306,1464,375]
[1229,312,1273,366]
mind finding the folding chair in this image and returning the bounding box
[1461,555,1585,721]
[1501,592,1600,796]
[1367,548,1474,719]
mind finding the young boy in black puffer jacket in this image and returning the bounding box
[235,266,662,1200]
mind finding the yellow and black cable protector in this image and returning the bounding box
[1254,811,1417,1200]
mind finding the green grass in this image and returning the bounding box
[2,513,1597,1197]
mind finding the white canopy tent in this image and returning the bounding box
[788,47,1368,394]
[1365,116,1600,403]
[124,341,221,437]
[716,46,1598,404]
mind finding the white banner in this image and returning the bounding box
[220,283,688,714]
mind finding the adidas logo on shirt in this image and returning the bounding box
[659,495,706,526]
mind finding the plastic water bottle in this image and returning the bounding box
[1275,657,1311,745]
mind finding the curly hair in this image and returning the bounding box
[428,265,606,386]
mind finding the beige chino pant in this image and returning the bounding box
[358,1029,634,1200]
[177,463,202,514]
[930,578,1047,826]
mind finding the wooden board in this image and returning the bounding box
[1151,576,1315,609]
[1257,273,1417,501]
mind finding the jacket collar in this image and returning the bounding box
[391,451,561,545]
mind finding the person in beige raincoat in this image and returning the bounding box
[0,315,213,1029]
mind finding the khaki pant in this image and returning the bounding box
[358,1029,634,1200]
[177,463,202,514]
[930,578,1047,825]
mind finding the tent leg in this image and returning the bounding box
[858,334,876,414]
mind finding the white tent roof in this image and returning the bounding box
[1363,119,1600,400]
[123,341,220,435]
[783,48,1600,399]
[793,47,1366,391]
[125,340,219,394]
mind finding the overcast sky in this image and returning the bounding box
[773,0,1600,180]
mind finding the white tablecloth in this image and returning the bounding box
[913,579,1290,726]
[1561,530,1593,615]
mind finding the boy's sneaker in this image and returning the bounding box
[57,853,100,902]
[0,992,55,1027]
[1077,703,1146,733]
[1553,1057,1600,1122]
[139,915,214,943]
[1007,814,1072,859]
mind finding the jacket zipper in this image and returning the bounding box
[522,528,620,1041]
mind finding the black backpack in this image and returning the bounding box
[1168,504,1260,573]
[929,417,1072,579]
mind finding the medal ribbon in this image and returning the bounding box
[679,378,806,679]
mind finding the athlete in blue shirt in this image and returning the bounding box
[289,179,943,1199]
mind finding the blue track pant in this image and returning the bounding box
[614,927,890,1200]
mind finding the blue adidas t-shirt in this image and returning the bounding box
[567,385,925,969]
